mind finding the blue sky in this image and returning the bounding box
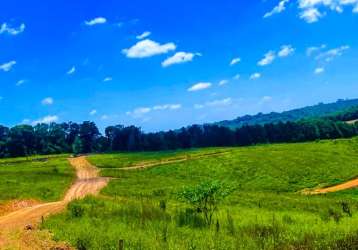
[0,0,358,132]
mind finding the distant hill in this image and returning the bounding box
[216,98,358,129]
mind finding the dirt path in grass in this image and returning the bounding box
[109,150,233,171]
[305,178,358,194]
[0,156,109,248]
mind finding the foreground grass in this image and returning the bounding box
[44,138,358,249]
[0,154,74,202]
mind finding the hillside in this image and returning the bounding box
[216,98,358,129]
[41,138,358,249]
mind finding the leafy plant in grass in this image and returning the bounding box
[177,180,233,226]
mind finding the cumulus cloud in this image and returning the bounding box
[264,0,290,18]
[258,51,276,66]
[123,39,176,58]
[85,17,107,26]
[67,66,76,75]
[233,74,241,80]
[230,57,241,66]
[32,115,59,125]
[278,45,295,57]
[187,82,212,92]
[126,107,151,118]
[162,52,200,67]
[315,45,350,62]
[136,31,151,40]
[103,77,112,82]
[195,98,233,109]
[300,7,323,23]
[314,67,325,74]
[89,109,97,115]
[298,0,358,23]
[259,96,273,105]
[219,80,229,86]
[0,23,25,35]
[16,79,26,86]
[250,73,261,80]
[153,104,182,110]
[306,44,327,56]
[0,61,16,72]
[41,97,54,105]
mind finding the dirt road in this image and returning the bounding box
[305,177,358,194]
[0,156,109,230]
[108,150,233,171]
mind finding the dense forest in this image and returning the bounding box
[1,105,358,158]
[217,99,358,129]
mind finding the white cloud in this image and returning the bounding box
[219,80,229,86]
[0,23,25,35]
[103,77,112,82]
[21,119,30,124]
[315,45,350,62]
[126,107,152,118]
[264,0,290,18]
[41,97,54,105]
[32,115,59,125]
[300,7,323,23]
[136,31,151,40]
[258,51,276,66]
[101,115,109,120]
[233,74,241,80]
[259,96,273,104]
[16,79,26,86]
[90,109,97,115]
[250,73,261,80]
[67,66,76,75]
[206,98,233,107]
[187,82,212,92]
[85,17,107,26]
[153,104,181,110]
[306,44,327,56]
[195,98,233,109]
[298,0,358,23]
[230,57,241,66]
[314,67,325,74]
[162,52,200,67]
[194,104,205,109]
[278,45,295,57]
[0,61,16,72]
[127,103,182,118]
[122,39,176,58]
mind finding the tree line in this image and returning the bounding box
[0,118,357,158]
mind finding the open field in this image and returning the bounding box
[40,138,358,249]
[0,154,75,204]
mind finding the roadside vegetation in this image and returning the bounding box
[43,138,358,249]
[0,154,74,203]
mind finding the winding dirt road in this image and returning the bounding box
[0,156,109,230]
[305,177,358,194]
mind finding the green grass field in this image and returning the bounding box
[40,138,358,249]
[0,154,75,203]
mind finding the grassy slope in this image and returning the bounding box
[0,154,75,202]
[44,139,358,249]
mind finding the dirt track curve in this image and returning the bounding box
[305,178,358,194]
[0,156,109,230]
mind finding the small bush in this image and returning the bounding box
[175,208,206,228]
[68,202,85,218]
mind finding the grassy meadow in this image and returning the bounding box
[0,154,75,203]
[41,138,358,249]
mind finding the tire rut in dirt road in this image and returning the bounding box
[0,156,109,230]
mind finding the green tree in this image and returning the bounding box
[72,136,83,155]
[178,180,233,226]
